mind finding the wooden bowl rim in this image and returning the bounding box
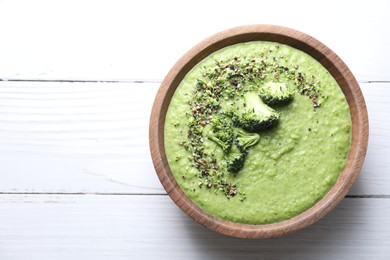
[149,24,369,239]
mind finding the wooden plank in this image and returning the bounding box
[0,0,389,82]
[350,83,390,195]
[0,195,389,259]
[0,82,387,195]
[0,81,162,194]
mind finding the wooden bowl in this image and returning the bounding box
[149,24,369,239]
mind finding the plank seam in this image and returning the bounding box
[0,78,162,83]
[1,78,390,84]
[0,192,389,198]
[0,192,168,196]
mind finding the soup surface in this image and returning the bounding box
[164,41,351,224]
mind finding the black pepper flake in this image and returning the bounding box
[226,184,237,197]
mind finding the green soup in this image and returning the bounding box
[164,41,351,224]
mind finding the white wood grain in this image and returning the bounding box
[0,195,389,259]
[0,0,389,82]
[350,83,390,195]
[0,81,162,193]
[0,81,387,195]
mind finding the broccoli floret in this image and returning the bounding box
[236,92,279,132]
[207,113,234,152]
[225,130,259,173]
[209,135,232,152]
[259,81,294,105]
[225,143,247,173]
[235,129,260,152]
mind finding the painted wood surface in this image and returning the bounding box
[0,0,389,82]
[0,0,389,258]
[0,195,389,259]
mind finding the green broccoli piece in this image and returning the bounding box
[235,129,260,152]
[225,129,259,173]
[236,92,279,132]
[207,112,234,152]
[225,143,247,173]
[259,81,294,105]
[209,135,232,152]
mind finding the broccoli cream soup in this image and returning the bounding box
[164,41,351,224]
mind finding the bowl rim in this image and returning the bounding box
[149,24,369,239]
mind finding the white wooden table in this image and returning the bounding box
[1,1,389,259]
